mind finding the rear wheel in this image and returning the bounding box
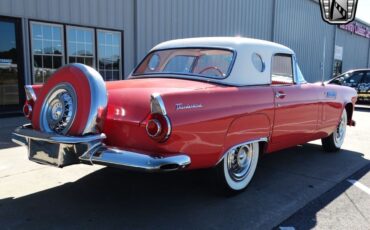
[321,110,347,152]
[214,142,259,193]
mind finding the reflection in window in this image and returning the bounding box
[133,49,234,79]
[97,30,121,81]
[67,26,94,67]
[31,22,64,83]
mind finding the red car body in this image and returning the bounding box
[13,37,357,191]
[102,79,355,169]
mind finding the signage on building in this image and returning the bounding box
[339,23,370,39]
[319,0,359,25]
[334,45,343,61]
[0,59,12,64]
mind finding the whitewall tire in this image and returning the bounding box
[322,109,347,152]
[215,142,259,192]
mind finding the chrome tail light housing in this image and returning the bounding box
[146,93,171,142]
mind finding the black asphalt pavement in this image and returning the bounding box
[0,106,369,230]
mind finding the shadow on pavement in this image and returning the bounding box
[0,116,27,149]
[0,143,368,230]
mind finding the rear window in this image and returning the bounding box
[133,48,235,79]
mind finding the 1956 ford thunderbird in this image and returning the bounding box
[13,37,357,192]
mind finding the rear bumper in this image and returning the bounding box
[12,124,190,171]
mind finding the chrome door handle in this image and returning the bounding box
[275,92,287,98]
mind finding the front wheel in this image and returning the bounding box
[214,142,259,193]
[321,109,347,152]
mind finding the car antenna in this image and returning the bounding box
[321,37,326,86]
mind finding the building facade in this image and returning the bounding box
[0,0,369,114]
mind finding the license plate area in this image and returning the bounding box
[29,140,81,167]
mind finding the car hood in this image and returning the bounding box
[104,77,217,125]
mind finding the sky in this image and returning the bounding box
[356,0,370,24]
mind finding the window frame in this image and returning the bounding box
[29,21,65,84]
[66,25,96,68]
[97,29,123,81]
[28,19,124,84]
[270,53,295,85]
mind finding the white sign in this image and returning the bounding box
[334,45,343,61]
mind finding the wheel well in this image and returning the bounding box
[259,141,268,157]
[345,103,353,125]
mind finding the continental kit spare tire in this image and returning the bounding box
[31,64,107,136]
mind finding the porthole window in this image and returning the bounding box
[251,53,265,73]
[148,54,160,71]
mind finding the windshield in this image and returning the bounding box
[132,48,235,79]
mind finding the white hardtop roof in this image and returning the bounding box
[152,37,294,54]
[148,37,296,86]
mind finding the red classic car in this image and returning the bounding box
[13,37,357,192]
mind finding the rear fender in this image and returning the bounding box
[219,113,271,162]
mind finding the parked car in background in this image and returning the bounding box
[12,37,357,193]
[328,69,370,103]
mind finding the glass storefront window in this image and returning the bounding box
[67,26,95,68]
[29,22,123,83]
[30,22,64,83]
[97,30,122,81]
[0,19,20,108]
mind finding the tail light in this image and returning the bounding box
[146,93,171,142]
[23,103,33,118]
[23,85,37,119]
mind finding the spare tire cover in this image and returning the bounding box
[32,64,107,136]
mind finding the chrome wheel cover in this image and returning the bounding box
[40,83,77,134]
[226,144,253,182]
[334,111,347,148]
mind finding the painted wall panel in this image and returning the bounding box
[0,0,369,83]
[136,0,275,63]
[336,23,370,72]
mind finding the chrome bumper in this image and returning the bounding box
[12,124,190,171]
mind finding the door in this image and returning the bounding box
[269,54,319,151]
[0,17,24,113]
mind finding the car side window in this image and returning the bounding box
[362,72,370,83]
[271,54,294,84]
[344,72,363,84]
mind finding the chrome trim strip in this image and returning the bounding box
[80,147,191,172]
[25,85,37,101]
[163,115,172,141]
[217,137,268,165]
